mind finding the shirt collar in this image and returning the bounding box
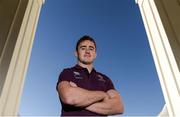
[74,64,96,73]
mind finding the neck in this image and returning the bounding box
[77,62,93,73]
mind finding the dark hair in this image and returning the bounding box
[76,35,96,51]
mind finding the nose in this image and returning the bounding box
[85,48,90,53]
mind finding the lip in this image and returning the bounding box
[84,54,91,57]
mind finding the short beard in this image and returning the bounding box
[77,56,92,65]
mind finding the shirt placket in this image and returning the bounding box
[83,69,92,90]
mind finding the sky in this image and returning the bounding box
[19,0,165,116]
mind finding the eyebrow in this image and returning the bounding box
[79,46,86,48]
[79,45,95,49]
[89,46,95,49]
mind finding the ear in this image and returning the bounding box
[95,52,97,59]
[74,51,78,57]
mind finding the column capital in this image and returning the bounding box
[135,0,144,5]
[37,0,45,5]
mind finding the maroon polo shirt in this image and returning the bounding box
[56,64,115,116]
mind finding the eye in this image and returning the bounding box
[89,47,95,51]
[89,48,94,51]
[80,47,86,50]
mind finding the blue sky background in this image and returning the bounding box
[20,0,165,116]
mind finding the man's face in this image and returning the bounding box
[75,40,97,65]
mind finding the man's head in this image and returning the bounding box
[75,35,97,65]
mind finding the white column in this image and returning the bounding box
[136,0,180,116]
[0,0,44,115]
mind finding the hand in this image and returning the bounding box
[104,94,110,100]
[69,81,77,87]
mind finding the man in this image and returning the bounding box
[56,35,124,116]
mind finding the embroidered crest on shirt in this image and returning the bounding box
[73,71,83,79]
[97,74,106,82]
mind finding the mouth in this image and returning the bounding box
[84,54,91,57]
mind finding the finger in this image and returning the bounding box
[70,81,77,87]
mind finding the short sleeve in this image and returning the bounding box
[105,77,115,91]
[56,68,73,91]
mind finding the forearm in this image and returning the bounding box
[86,90,124,115]
[86,98,123,115]
[58,81,108,107]
[86,100,112,115]
[65,86,108,107]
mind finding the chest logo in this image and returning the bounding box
[73,71,83,79]
[97,74,106,82]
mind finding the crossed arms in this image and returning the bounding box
[57,81,124,115]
